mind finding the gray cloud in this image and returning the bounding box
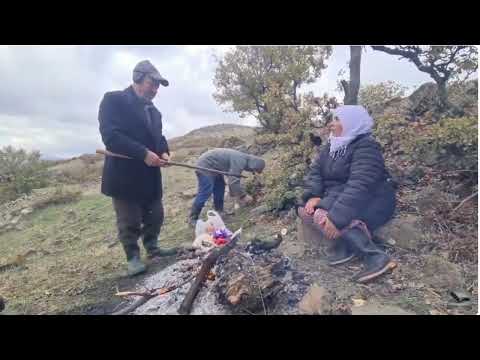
[0,45,450,159]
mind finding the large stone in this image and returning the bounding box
[423,255,464,290]
[298,284,335,315]
[375,215,425,250]
[408,82,438,116]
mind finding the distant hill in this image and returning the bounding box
[167,124,257,162]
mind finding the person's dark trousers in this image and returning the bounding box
[213,174,225,212]
[112,197,164,260]
[191,172,225,220]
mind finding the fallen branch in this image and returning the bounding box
[116,275,197,298]
[177,228,242,315]
[451,191,478,213]
[112,295,156,315]
[112,275,196,315]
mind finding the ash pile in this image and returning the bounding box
[117,236,315,315]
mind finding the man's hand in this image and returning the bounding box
[144,150,162,167]
[305,197,321,215]
[321,216,341,241]
[158,153,171,167]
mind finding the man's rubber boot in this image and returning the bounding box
[326,237,356,266]
[342,228,397,283]
[146,247,179,259]
[127,256,147,277]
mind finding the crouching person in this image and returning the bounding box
[297,105,397,283]
[188,148,266,226]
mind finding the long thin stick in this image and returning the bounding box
[112,275,196,315]
[451,191,478,213]
[96,149,247,178]
[111,295,155,315]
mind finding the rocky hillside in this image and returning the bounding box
[0,83,477,315]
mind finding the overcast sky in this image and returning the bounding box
[0,45,439,159]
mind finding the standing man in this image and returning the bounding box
[99,60,177,277]
[188,148,266,226]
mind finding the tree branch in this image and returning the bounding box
[371,46,442,83]
[451,191,478,214]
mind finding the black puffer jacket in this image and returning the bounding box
[302,134,396,231]
[98,86,169,204]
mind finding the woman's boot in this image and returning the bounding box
[326,237,356,266]
[342,228,396,283]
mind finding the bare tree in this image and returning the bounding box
[341,46,362,105]
[371,45,478,115]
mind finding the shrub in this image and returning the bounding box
[0,146,50,202]
[410,117,477,174]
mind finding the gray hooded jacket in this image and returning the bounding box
[196,148,265,197]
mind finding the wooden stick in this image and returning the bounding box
[451,191,478,213]
[96,149,247,178]
[112,295,155,315]
[112,275,197,315]
[177,228,242,315]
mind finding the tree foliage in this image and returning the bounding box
[359,80,408,115]
[213,45,332,132]
[0,146,50,201]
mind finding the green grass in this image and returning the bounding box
[0,194,125,314]
[0,125,263,314]
[0,163,253,314]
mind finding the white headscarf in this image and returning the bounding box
[329,105,374,158]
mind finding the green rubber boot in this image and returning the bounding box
[127,256,147,277]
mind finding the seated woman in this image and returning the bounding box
[298,105,397,283]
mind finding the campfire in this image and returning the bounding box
[112,227,314,315]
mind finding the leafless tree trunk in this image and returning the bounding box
[341,46,362,105]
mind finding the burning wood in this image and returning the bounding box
[112,229,318,315]
[178,228,242,315]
